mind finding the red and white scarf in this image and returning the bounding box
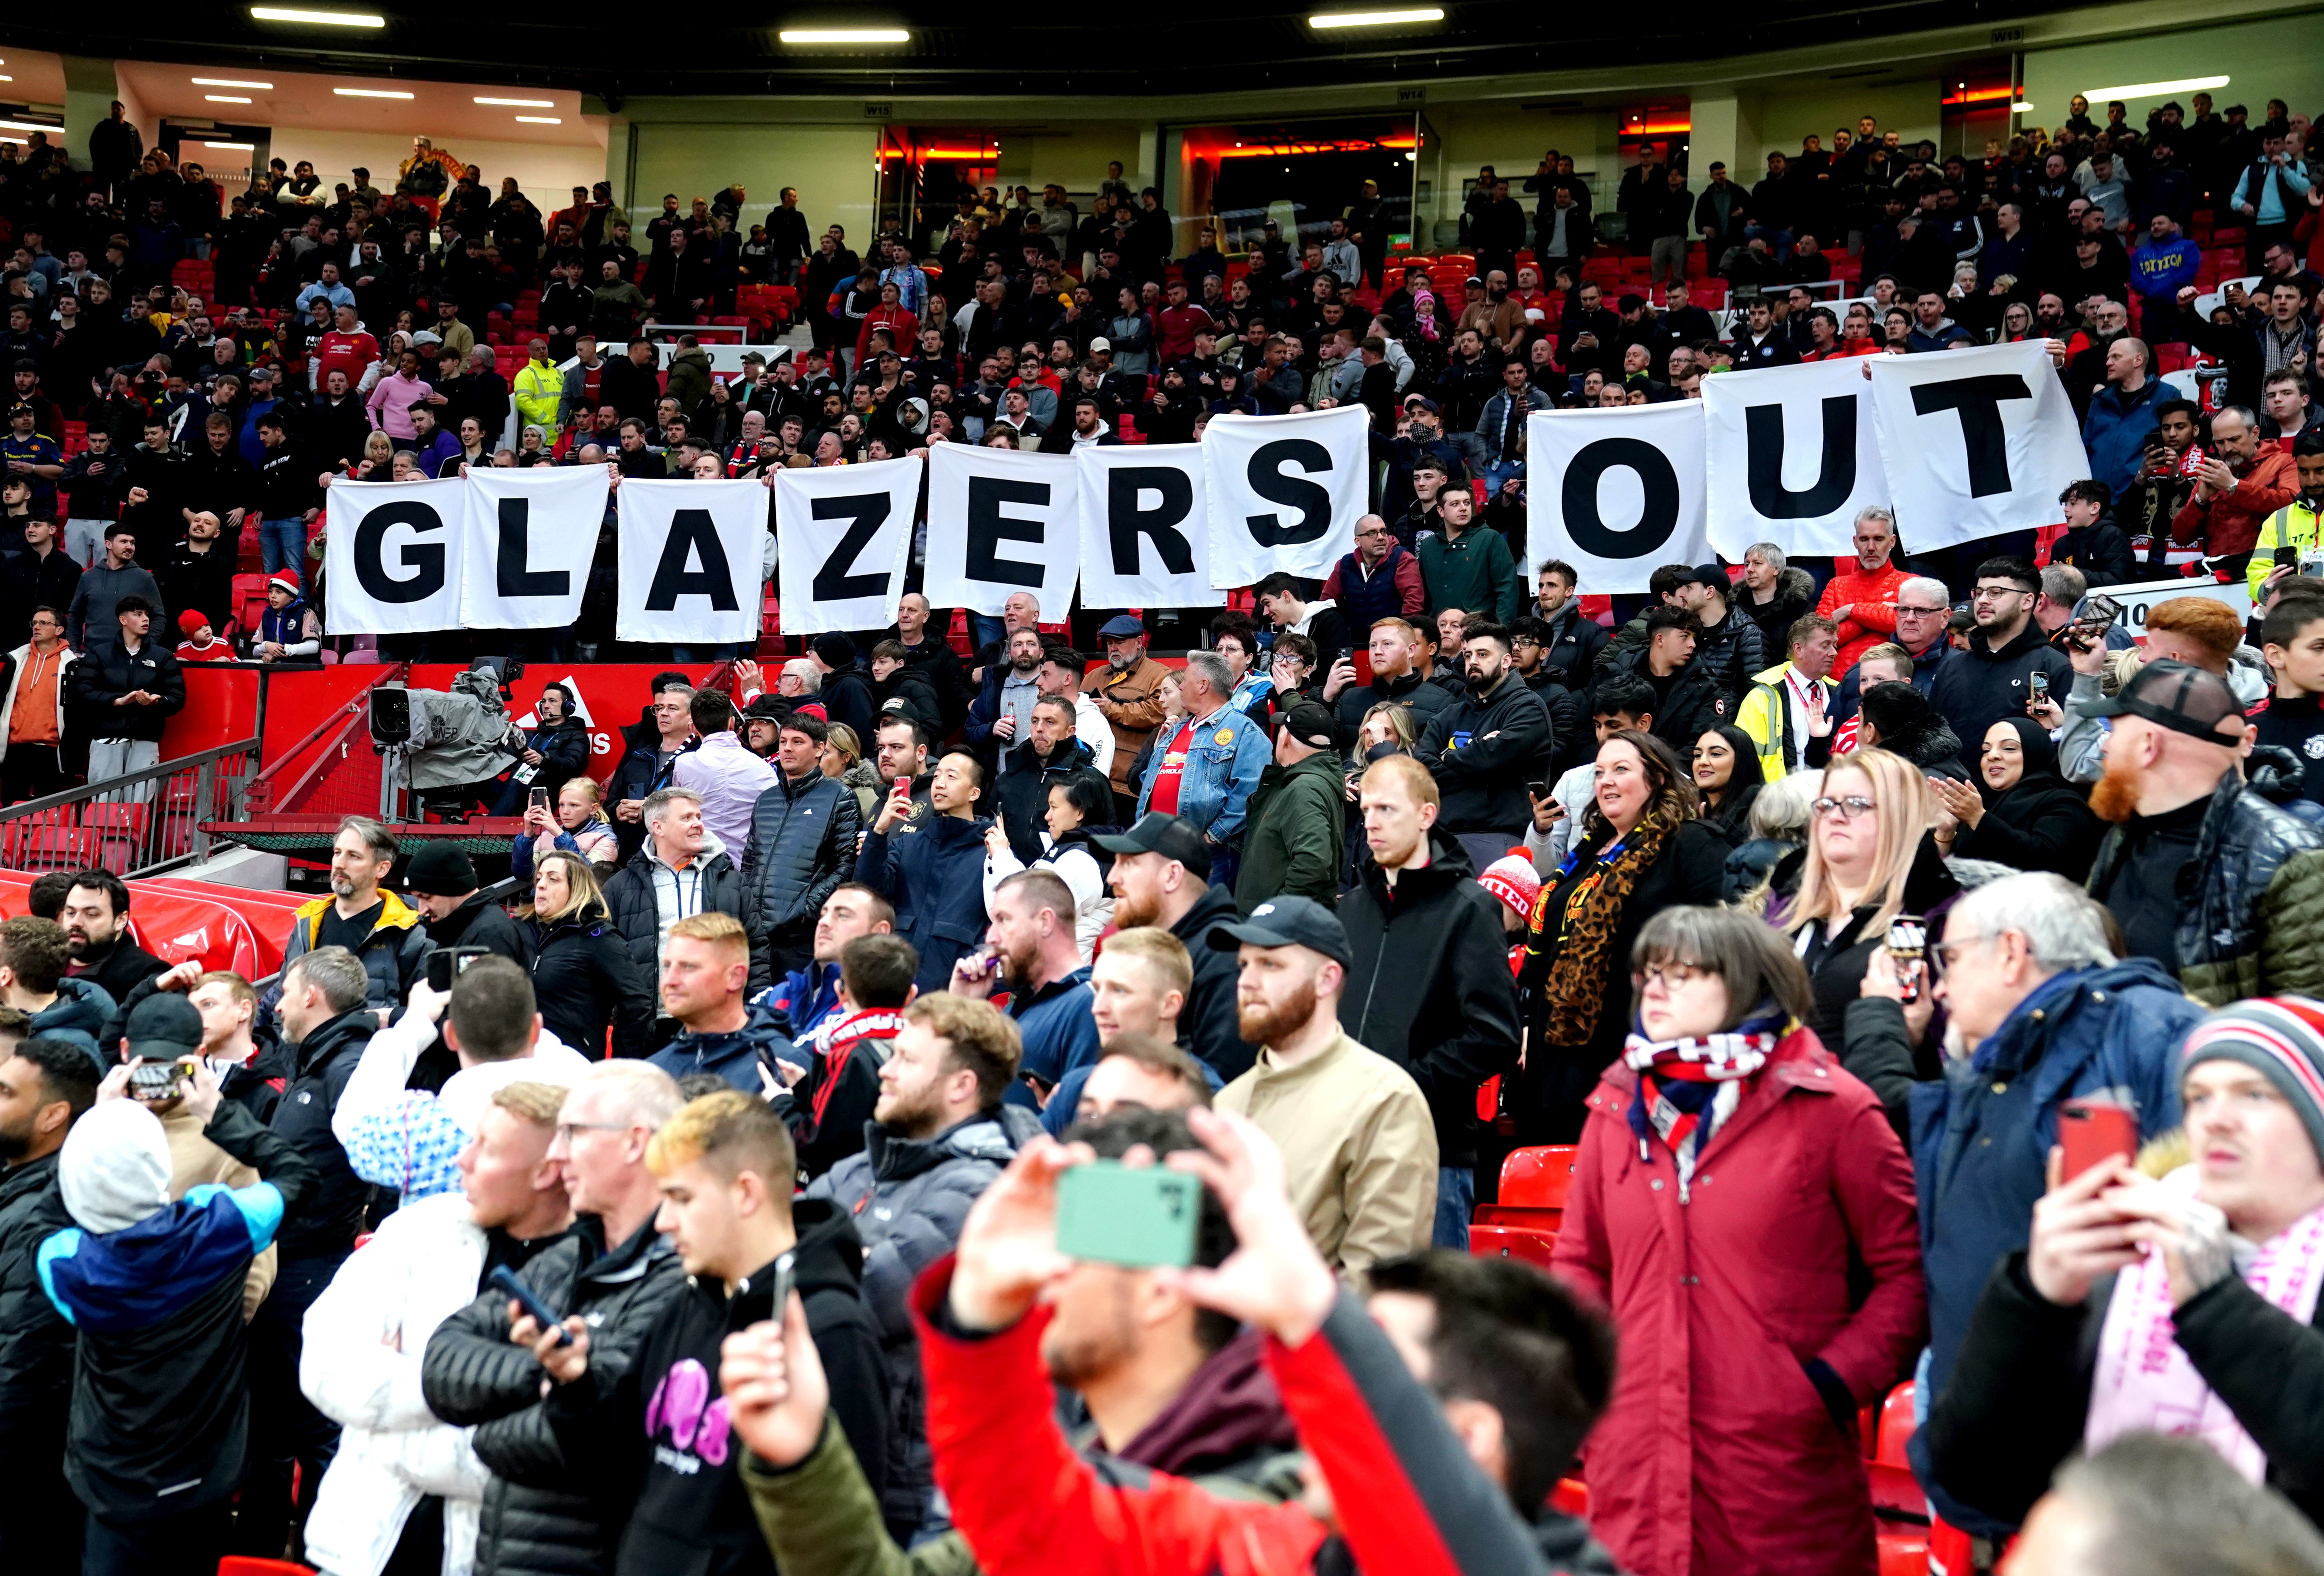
[2085,1164,2324,1482]
[1620,1022,1778,1191]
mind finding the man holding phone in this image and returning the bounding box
[1849,871,2203,1540]
[518,1090,889,1576]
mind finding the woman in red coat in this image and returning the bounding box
[1551,904,1925,1576]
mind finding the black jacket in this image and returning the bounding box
[2045,521,2136,588]
[895,635,973,738]
[1337,832,1522,1166]
[1928,624,2075,772]
[525,716,591,801]
[69,933,168,1020]
[424,1220,686,1576]
[59,1101,314,1523]
[69,637,186,743]
[1609,646,1734,757]
[1171,882,1260,1081]
[1331,665,1454,751]
[741,768,863,958]
[1927,1250,2324,1531]
[0,1149,75,1548]
[272,1006,376,1263]
[1536,601,1610,690]
[994,736,1098,866]
[528,913,655,1061]
[1414,671,1554,836]
[1948,719,2104,880]
[1693,605,1767,701]
[870,666,943,734]
[425,890,535,966]
[543,1201,890,1576]
[155,542,236,637]
[817,660,877,748]
[600,843,746,983]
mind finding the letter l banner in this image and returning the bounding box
[460,464,607,629]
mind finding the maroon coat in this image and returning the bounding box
[1552,1026,1925,1576]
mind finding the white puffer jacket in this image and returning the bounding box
[299,1191,494,1576]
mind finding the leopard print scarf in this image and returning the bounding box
[1538,813,1679,1045]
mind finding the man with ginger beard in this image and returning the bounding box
[1206,895,1436,1280]
[2081,660,2324,1005]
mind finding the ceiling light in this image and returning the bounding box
[335,87,415,99]
[475,96,554,107]
[193,77,274,88]
[250,6,386,24]
[2011,101,2034,113]
[2079,75,2229,99]
[1308,7,1444,28]
[205,95,253,104]
[778,28,910,42]
[205,142,256,150]
[0,120,59,134]
[514,116,561,124]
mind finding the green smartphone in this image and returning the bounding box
[1055,1161,1201,1270]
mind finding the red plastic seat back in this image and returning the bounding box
[1468,1223,1557,1267]
[1876,1379,1917,1467]
[1499,1145,1577,1210]
[218,1559,319,1576]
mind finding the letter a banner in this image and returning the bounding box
[1702,356,1888,560]
[1075,443,1224,609]
[324,477,468,635]
[1525,403,1712,593]
[616,478,768,645]
[775,456,919,636]
[1868,341,2087,551]
[923,442,1082,618]
[1204,404,1364,585]
[460,464,608,629]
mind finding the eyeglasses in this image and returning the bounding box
[1635,959,1713,988]
[1895,603,1948,617]
[1972,585,2030,602]
[1811,795,1878,820]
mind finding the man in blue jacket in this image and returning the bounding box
[2129,214,2201,342]
[854,750,995,997]
[1133,652,1269,894]
[1845,872,2204,1540]
[2079,337,2164,497]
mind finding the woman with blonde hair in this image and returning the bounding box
[820,721,879,821]
[1766,747,1959,1047]
[513,776,619,880]
[526,848,653,1058]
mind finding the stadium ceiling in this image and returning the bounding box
[14,1,2049,100]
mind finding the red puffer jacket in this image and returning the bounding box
[1552,1026,1925,1576]
[1815,561,1911,676]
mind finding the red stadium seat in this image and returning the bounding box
[1499,1146,1576,1209]
[218,1560,319,1576]
[1876,1380,1916,1467]
[1468,1223,1557,1266]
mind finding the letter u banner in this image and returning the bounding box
[1702,356,1886,561]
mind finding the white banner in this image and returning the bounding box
[923,442,1082,619]
[460,465,607,629]
[324,477,468,635]
[1868,341,2088,551]
[1525,403,1713,594]
[615,478,768,645]
[2101,574,2257,632]
[1074,443,1225,610]
[1703,356,1889,561]
[1203,404,1364,586]
[775,456,919,636]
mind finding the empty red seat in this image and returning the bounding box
[1500,1146,1577,1209]
[1469,1223,1557,1266]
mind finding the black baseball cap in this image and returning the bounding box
[1680,563,1731,590]
[2082,659,2247,743]
[125,993,203,1062]
[1205,895,1353,968]
[1092,812,1212,877]
[1278,701,1338,750]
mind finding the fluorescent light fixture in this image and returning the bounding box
[2080,74,2229,99]
[250,6,386,24]
[514,116,562,124]
[778,28,910,42]
[474,96,554,107]
[205,95,253,104]
[204,142,256,150]
[193,77,274,88]
[1308,7,1443,27]
[335,86,415,99]
[2011,101,2034,113]
[0,120,59,134]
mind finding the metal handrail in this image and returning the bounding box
[0,737,262,824]
[252,664,407,785]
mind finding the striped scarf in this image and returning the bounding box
[1622,1007,1785,1168]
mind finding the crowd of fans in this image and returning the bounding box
[0,88,2323,1576]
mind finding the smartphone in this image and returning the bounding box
[1353,648,1374,686]
[766,1248,796,1323]
[528,785,552,815]
[2277,545,2302,568]
[1525,780,1550,799]
[487,1264,572,1345]
[2029,671,2050,702]
[128,1056,195,1103]
[2079,594,2121,631]
[1055,1161,1200,1270]
[2058,1097,2139,1181]
[1884,918,1927,1005]
[426,945,491,993]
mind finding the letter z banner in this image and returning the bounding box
[1869,340,2087,550]
[776,456,918,635]
[616,478,769,645]
[324,477,466,635]
[1525,403,1713,593]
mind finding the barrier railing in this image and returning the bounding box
[0,737,262,877]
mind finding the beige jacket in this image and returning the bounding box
[162,1105,278,1320]
[1215,1027,1437,1283]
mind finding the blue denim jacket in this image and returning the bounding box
[1134,705,1271,847]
